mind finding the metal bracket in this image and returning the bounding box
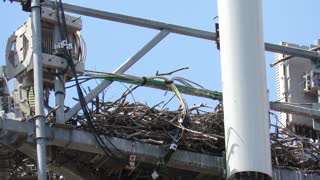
[215,23,220,50]
[55,40,73,50]
[169,143,177,151]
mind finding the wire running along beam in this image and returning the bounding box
[86,73,223,100]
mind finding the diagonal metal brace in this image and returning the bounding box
[64,30,170,122]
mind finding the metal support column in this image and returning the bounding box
[53,25,65,124]
[217,0,272,179]
[31,0,47,179]
[64,30,170,121]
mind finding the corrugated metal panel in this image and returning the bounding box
[273,168,320,180]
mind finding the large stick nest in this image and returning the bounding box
[71,101,225,156]
[66,95,320,173]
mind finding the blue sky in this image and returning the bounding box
[0,1,319,110]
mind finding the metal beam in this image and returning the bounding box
[270,102,320,119]
[272,168,320,180]
[2,118,320,179]
[64,30,170,121]
[265,43,320,59]
[50,131,223,175]
[43,0,215,41]
[0,118,224,176]
[11,176,38,180]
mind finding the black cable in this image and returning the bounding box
[152,116,189,177]
[140,76,147,86]
[56,0,114,157]
[49,0,70,76]
[56,74,66,91]
[57,0,126,162]
[65,78,91,89]
[57,0,67,42]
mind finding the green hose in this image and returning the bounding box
[87,73,223,101]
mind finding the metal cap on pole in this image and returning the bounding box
[217,0,272,178]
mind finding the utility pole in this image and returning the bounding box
[217,0,272,179]
[31,0,47,179]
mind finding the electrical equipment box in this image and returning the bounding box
[276,42,319,130]
[5,7,85,119]
[5,7,84,88]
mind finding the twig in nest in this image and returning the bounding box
[156,67,189,76]
[163,119,222,141]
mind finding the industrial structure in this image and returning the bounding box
[1,0,320,179]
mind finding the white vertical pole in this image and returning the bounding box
[217,0,272,178]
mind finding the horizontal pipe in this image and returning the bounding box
[270,102,320,119]
[86,73,223,100]
[265,43,320,60]
[43,0,216,41]
[270,45,320,67]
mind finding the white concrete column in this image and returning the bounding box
[217,0,272,178]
